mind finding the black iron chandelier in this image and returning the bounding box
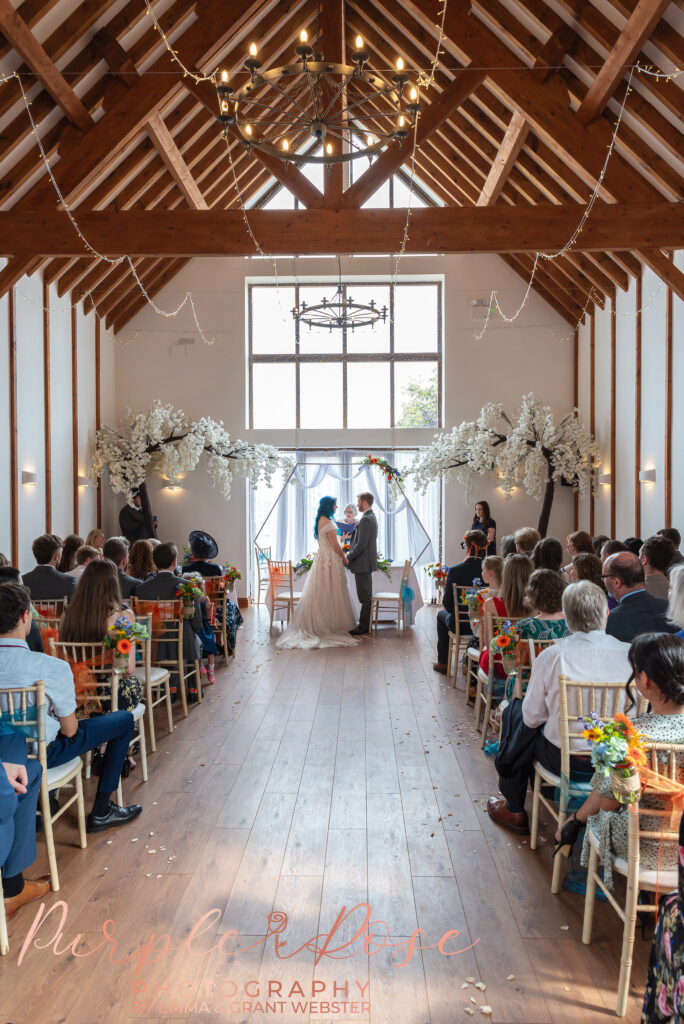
[215,15,422,165]
[291,263,388,331]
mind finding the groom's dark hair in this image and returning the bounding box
[357,492,374,507]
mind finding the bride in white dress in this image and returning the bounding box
[276,496,359,649]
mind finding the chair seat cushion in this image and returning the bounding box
[47,756,82,787]
[137,666,169,684]
[585,828,678,889]
[372,592,400,600]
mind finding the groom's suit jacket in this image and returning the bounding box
[347,510,378,574]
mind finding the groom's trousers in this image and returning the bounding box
[354,573,373,633]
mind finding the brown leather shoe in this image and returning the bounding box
[4,876,51,919]
[487,796,530,835]
[432,662,448,674]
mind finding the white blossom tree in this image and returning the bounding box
[410,394,600,537]
[92,401,288,532]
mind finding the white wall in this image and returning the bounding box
[577,252,684,540]
[0,260,116,571]
[108,252,575,593]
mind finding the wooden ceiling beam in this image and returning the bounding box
[638,249,684,301]
[476,110,529,206]
[4,202,680,257]
[321,0,346,204]
[0,0,280,297]
[0,0,92,131]
[341,67,486,208]
[145,112,208,210]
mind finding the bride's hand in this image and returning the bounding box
[343,555,349,566]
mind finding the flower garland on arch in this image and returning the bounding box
[409,393,600,537]
[91,400,289,505]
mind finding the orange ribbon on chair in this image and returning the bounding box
[39,626,59,654]
[68,651,111,719]
[639,768,684,830]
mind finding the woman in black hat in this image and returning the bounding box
[184,530,222,576]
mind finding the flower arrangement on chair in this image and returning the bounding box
[176,576,204,617]
[222,566,242,591]
[104,617,148,672]
[580,712,648,803]
[376,554,393,580]
[491,620,520,674]
[423,562,448,603]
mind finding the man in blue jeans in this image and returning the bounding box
[0,727,48,919]
[0,584,142,835]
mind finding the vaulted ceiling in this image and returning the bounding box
[0,0,681,333]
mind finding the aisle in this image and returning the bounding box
[2,607,649,1023]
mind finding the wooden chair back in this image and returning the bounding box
[255,545,271,581]
[631,741,684,849]
[399,559,412,589]
[0,680,47,755]
[130,598,197,716]
[33,598,66,618]
[558,675,630,769]
[49,639,116,713]
[268,560,295,600]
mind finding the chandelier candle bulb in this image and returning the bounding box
[355,36,363,49]
[249,43,257,57]
[300,29,307,43]
[396,57,404,71]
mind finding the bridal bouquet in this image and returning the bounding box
[580,712,647,803]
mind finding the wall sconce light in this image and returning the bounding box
[639,469,656,483]
[599,473,612,486]
[77,475,90,487]
[165,476,184,492]
[21,471,38,485]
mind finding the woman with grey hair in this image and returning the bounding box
[667,564,684,638]
[561,577,608,633]
[337,503,358,537]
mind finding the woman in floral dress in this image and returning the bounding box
[642,809,684,1022]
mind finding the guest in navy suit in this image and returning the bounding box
[22,535,76,601]
[603,552,679,644]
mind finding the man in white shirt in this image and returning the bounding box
[487,581,631,835]
[0,584,142,836]
[66,544,100,581]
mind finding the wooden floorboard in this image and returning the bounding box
[0,606,650,1022]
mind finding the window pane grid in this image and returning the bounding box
[248,281,441,429]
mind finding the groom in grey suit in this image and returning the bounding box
[347,492,378,636]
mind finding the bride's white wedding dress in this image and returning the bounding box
[276,519,358,649]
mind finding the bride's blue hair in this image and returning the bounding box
[314,496,337,539]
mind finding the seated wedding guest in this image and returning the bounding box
[337,504,359,536]
[0,723,47,920]
[60,559,137,674]
[667,565,684,638]
[641,806,684,1021]
[22,534,76,600]
[592,534,610,558]
[515,528,541,556]
[183,531,222,576]
[600,538,629,563]
[658,527,684,571]
[563,530,594,574]
[134,542,203,681]
[0,567,45,652]
[480,554,532,676]
[102,538,141,600]
[604,552,679,643]
[56,534,83,574]
[471,500,496,556]
[640,535,675,600]
[478,556,504,650]
[487,581,631,835]
[554,634,684,893]
[0,584,141,832]
[128,539,156,582]
[518,568,569,640]
[533,537,563,574]
[500,535,517,558]
[433,530,487,675]
[568,553,605,590]
[85,529,105,553]
[624,536,643,557]
[67,544,100,581]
